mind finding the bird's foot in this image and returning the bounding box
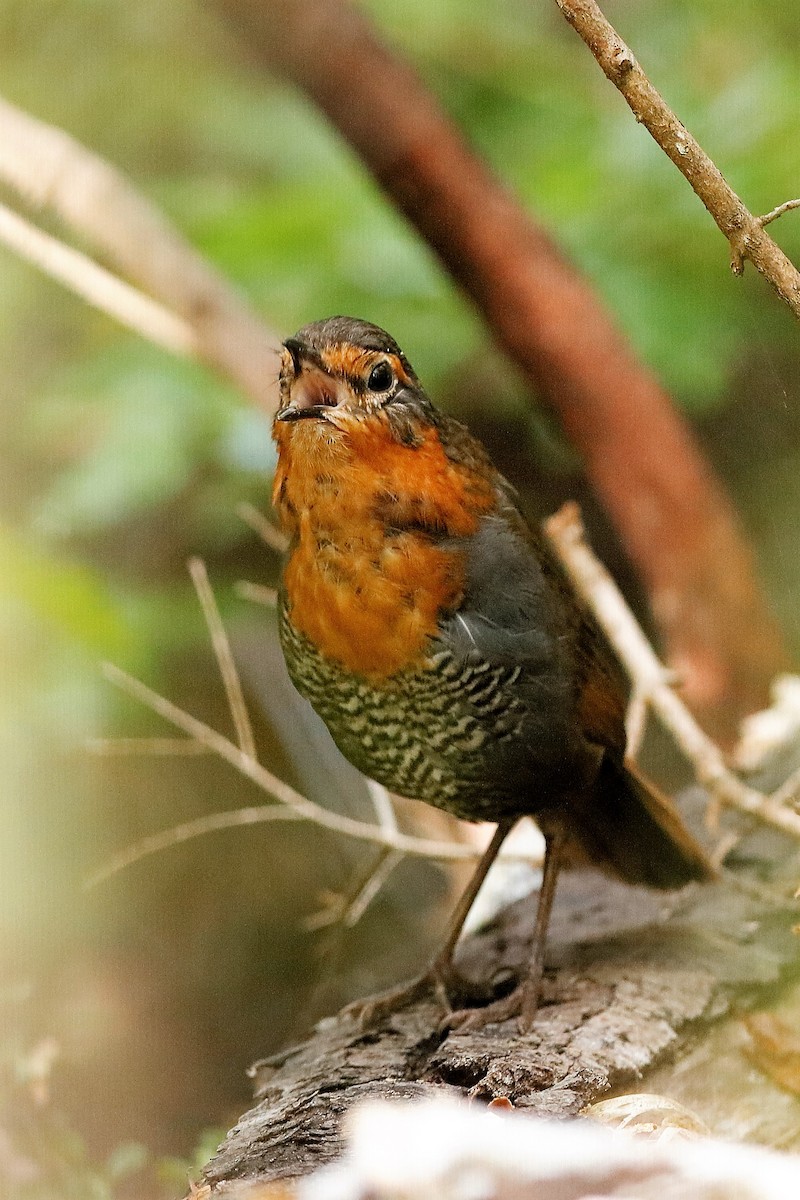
[443,978,541,1035]
[340,973,438,1027]
[341,962,481,1028]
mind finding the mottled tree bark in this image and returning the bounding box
[202,795,800,1188]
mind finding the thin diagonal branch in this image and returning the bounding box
[304,847,404,931]
[342,848,403,927]
[86,737,208,756]
[85,805,303,888]
[0,95,281,408]
[624,690,649,761]
[189,556,257,759]
[0,202,197,355]
[365,780,399,836]
[545,503,800,845]
[553,0,800,311]
[98,661,533,864]
[235,580,278,607]
[237,502,289,553]
[758,198,800,230]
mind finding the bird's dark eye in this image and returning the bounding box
[366,361,394,393]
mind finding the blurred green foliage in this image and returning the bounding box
[2,0,800,1189]
[3,0,799,702]
[3,0,800,548]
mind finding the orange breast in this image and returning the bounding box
[273,415,496,679]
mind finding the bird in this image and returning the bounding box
[271,315,713,1032]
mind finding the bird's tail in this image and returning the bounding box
[571,755,714,888]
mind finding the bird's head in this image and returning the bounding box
[273,316,435,448]
[271,316,499,548]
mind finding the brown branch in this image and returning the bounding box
[553,0,800,306]
[0,95,281,409]
[211,0,787,734]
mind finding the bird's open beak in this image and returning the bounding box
[275,358,348,423]
[275,403,330,422]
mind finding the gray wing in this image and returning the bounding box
[439,496,628,762]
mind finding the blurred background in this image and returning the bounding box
[2,0,800,1195]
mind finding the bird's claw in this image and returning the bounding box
[340,965,456,1028]
[441,981,540,1035]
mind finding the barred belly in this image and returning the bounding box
[279,604,529,820]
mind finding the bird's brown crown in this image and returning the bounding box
[272,317,498,679]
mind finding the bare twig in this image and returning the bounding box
[86,737,208,756]
[198,554,400,928]
[342,849,403,927]
[710,830,742,872]
[93,507,800,893]
[97,662,535,866]
[768,762,800,811]
[365,780,399,836]
[304,846,404,931]
[235,580,278,607]
[85,805,303,888]
[553,0,800,311]
[0,95,281,408]
[189,556,257,759]
[624,690,649,761]
[758,198,800,229]
[237,502,290,553]
[0,202,197,355]
[545,504,800,844]
[94,508,798,899]
[91,567,475,916]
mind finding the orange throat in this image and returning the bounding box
[273,414,496,680]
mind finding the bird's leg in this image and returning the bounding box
[430,816,519,981]
[519,823,566,1030]
[446,823,566,1034]
[342,817,517,1026]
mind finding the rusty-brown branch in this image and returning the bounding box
[212,0,786,733]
